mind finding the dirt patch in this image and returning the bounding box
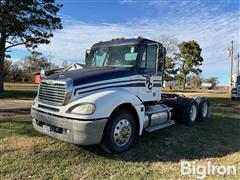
[0,100,32,110]
[212,103,240,111]
[0,136,45,155]
[0,100,32,117]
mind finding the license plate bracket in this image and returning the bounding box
[43,124,50,134]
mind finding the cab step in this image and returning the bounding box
[145,120,175,132]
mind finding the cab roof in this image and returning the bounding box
[92,38,159,48]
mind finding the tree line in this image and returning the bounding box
[3,36,219,88]
[3,52,59,83]
[0,1,218,91]
[155,35,218,89]
[0,0,62,92]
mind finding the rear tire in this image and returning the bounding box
[102,109,136,153]
[164,97,198,125]
[193,97,210,121]
[184,99,198,125]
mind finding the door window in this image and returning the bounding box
[140,45,157,73]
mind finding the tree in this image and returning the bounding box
[0,0,62,92]
[62,60,70,68]
[2,53,58,83]
[187,75,202,88]
[175,40,203,89]
[20,51,58,82]
[9,61,23,82]
[3,59,12,81]
[164,57,178,81]
[154,35,178,81]
[154,35,178,56]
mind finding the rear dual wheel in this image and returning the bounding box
[166,97,198,125]
[188,102,198,124]
[184,98,198,125]
[165,96,210,125]
[193,96,210,121]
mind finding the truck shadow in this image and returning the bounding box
[84,113,240,163]
[83,96,240,162]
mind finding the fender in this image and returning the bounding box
[65,89,145,135]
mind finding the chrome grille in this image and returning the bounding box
[38,80,66,106]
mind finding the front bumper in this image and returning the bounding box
[231,93,240,98]
[31,108,108,145]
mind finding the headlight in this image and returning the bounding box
[70,103,96,115]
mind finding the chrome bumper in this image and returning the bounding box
[232,94,240,98]
[31,108,108,145]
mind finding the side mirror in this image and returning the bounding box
[85,49,90,64]
[158,61,164,72]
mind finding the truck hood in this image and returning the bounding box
[46,67,135,86]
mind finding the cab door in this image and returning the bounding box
[137,44,161,102]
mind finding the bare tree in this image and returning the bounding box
[154,35,178,56]
[62,60,70,68]
[154,35,179,81]
[187,75,202,88]
[3,59,12,81]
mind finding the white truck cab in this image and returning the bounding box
[31,37,210,153]
[231,75,240,100]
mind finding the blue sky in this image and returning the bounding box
[11,0,240,85]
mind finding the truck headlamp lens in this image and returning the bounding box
[70,103,96,115]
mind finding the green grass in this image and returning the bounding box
[0,83,37,99]
[0,94,240,179]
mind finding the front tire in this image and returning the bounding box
[102,109,136,153]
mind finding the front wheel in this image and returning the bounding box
[102,109,136,153]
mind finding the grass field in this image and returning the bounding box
[0,92,240,179]
[0,83,38,99]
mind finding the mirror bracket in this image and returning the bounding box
[85,49,90,64]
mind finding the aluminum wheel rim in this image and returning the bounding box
[202,102,208,117]
[113,119,131,146]
[190,104,197,122]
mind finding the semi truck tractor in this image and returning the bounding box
[31,37,210,153]
[231,75,240,100]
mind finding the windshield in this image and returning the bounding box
[85,44,139,68]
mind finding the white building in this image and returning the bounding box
[63,63,84,71]
[163,80,176,88]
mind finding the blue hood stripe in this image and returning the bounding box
[47,68,136,86]
[74,79,145,95]
[74,79,161,95]
[78,82,161,95]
